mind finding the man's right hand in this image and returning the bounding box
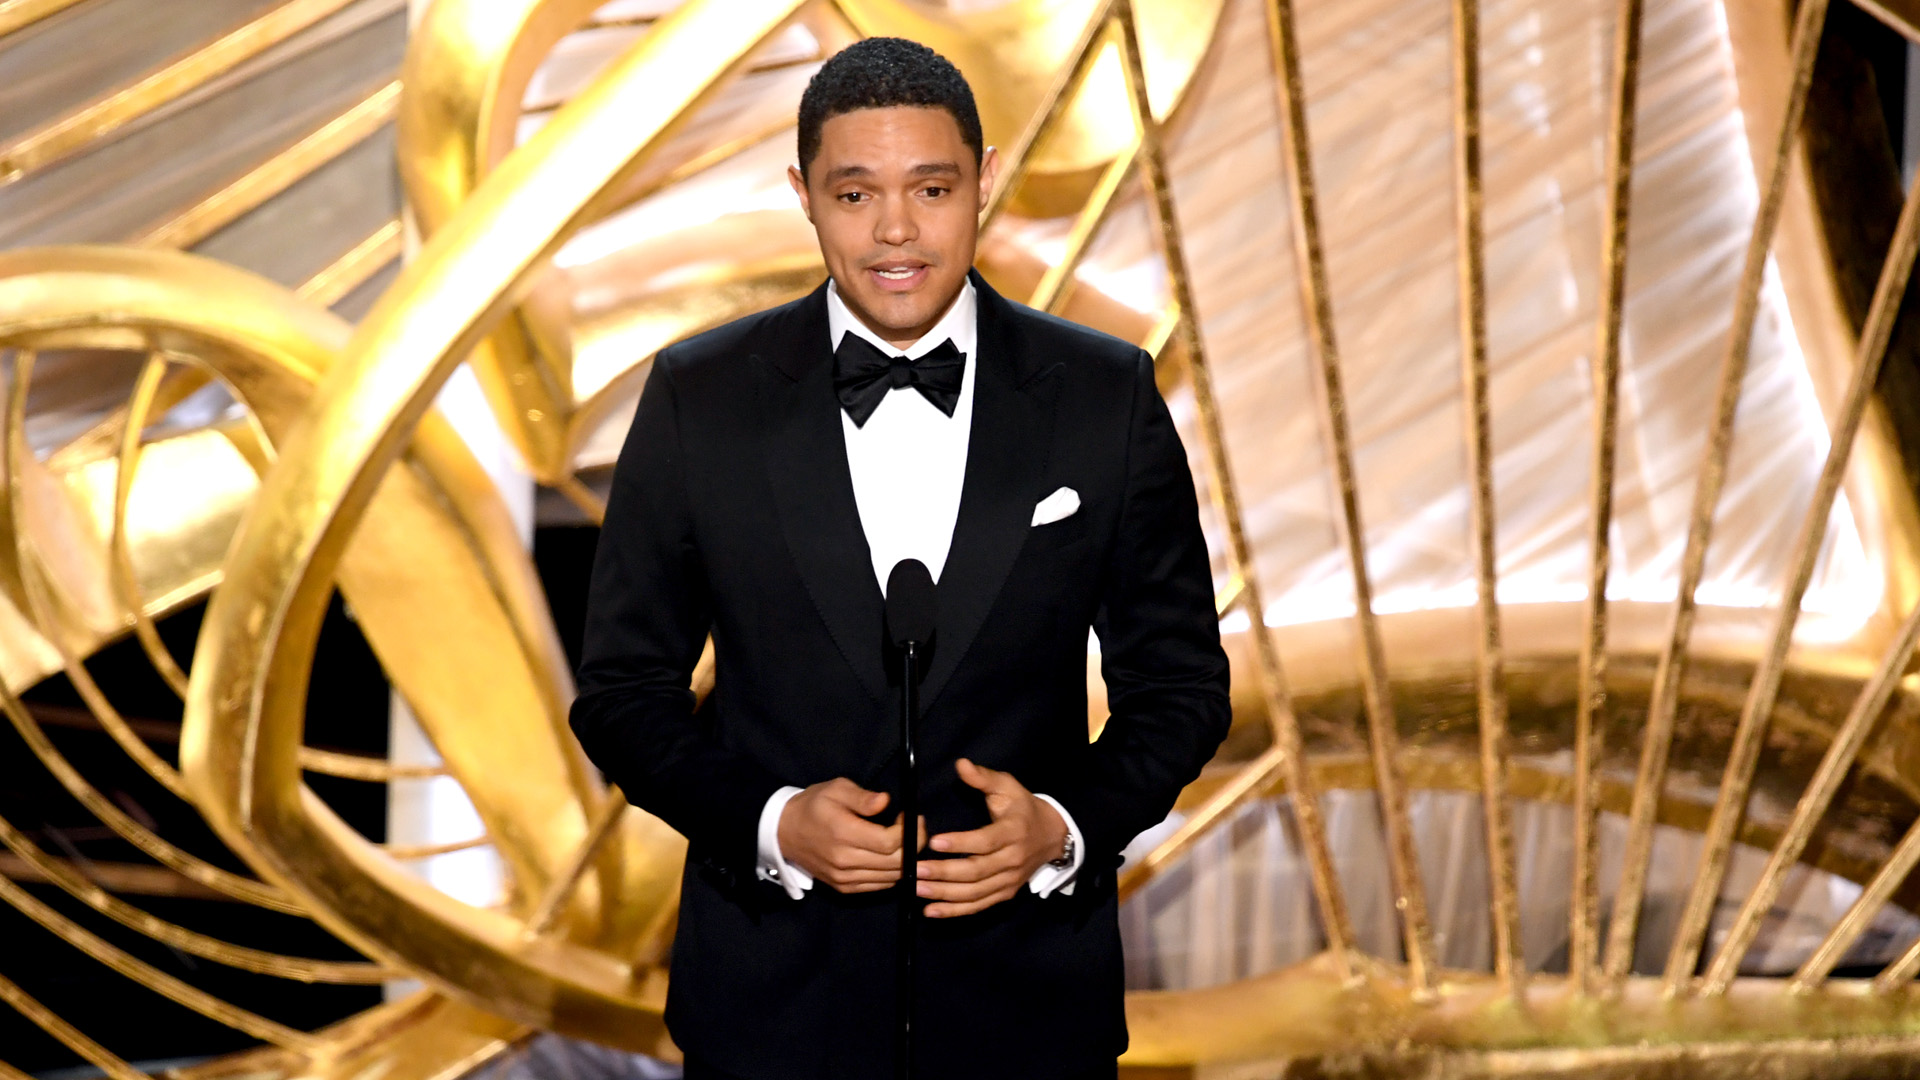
[777,778,924,893]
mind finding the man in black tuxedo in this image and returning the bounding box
[569,36,1229,1080]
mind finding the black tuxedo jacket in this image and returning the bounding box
[570,271,1229,1079]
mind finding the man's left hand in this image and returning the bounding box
[917,757,1068,918]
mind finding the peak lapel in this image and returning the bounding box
[760,284,891,709]
[919,273,1062,709]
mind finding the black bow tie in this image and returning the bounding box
[832,334,965,427]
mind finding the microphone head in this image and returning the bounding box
[885,559,937,648]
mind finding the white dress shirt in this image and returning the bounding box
[754,278,1085,901]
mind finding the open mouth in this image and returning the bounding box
[867,262,930,291]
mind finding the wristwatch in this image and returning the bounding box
[1047,829,1075,870]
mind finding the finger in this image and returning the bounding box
[928,822,1012,856]
[832,879,900,895]
[916,854,1007,884]
[821,867,900,886]
[916,815,928,852]
[828,842,907,871]
[925,896,1002,917]
[916,869,1021,904]
[836,815,904,856]
[954,757,1008,794]
[923,881,1021,918]
[826,780,889,817]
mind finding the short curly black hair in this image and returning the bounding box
[796,37,983,179]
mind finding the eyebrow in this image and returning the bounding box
[823,161,963,183]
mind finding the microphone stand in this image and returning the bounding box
[896,639,921,1080]
[884,557,933,1080]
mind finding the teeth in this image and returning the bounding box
[875,267,917,279]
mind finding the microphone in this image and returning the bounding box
[885,559,937,649]
[883,558,934,1080]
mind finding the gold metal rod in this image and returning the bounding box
[385,836,492,860]
[1451,0,1521,990]
[0,872,318,1050]
[1028,138,1142,314]
[1601,0,1831,983]
[111,355,193,699]
[1795,818,1920,989]
[551,472,607,526]
[1570,0,1643,992]
[520,49,821,115]
[1873,911,1920,991]
[1119,742,1286,900]
[53,206,394,481]
[571,113,798,235]
[1112,0,1356,972]
[1662,54,1920,991]
[0,852,228,900]
[42,216,398,481]
[1705,597,1920,993]
[45,362,211,476]
[586,13,659,31]
[526,635,714,935]
[296,217,405,308]
[0,1057,40,1080]
[0,970,147,1080]
[0,674,299,912]
[1143,301,1182,362]
[298,745,449,781]
[14,549,196,797]
[135,80,401,250]
[979,0,1117,233]
[0,0,88,41]
[1264,0,1430,981]
[1213,573,1244,617]
[0,0,369,186]
[0,811,392,984]
[527,632,715,936]
[1855,0,1920,45]
[630,897,680,971]
[524,786,628,938]
[8,353,195,803]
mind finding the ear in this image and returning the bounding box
[976,146,1000,210]
[788,164,813,223]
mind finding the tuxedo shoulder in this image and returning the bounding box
[653,289,817,377]
[1002,299,1148,376]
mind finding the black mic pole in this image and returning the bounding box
[897,637,919,1080]
[884,560,936,1080]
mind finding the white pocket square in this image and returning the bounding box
[1031,486,1080,526]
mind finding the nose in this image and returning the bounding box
[874,192,918,247]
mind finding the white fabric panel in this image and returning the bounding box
[1004,0,1876,650]
[1120,793,1920,990]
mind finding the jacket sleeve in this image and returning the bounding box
[1050,350,1232,885]
[568,354,786,880]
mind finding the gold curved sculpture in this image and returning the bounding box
[9,0,1920,1076]
[185,0,810,1048]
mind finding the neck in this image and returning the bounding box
[837,277,967,351]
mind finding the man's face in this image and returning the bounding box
[790,106,998,350]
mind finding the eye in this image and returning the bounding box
[838,191,868,204]
[920,185,949,198]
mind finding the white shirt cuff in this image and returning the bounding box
[755,785,813,900]
[1027,793,1084,898]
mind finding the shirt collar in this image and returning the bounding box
[826,275,977,362]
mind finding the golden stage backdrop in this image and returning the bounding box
[4,0,1920,1075]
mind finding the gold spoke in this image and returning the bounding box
[1602,0,1831,985]
[1571,0,1644,993]
[0,0,375,186]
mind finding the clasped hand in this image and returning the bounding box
[776,758,1067,918]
